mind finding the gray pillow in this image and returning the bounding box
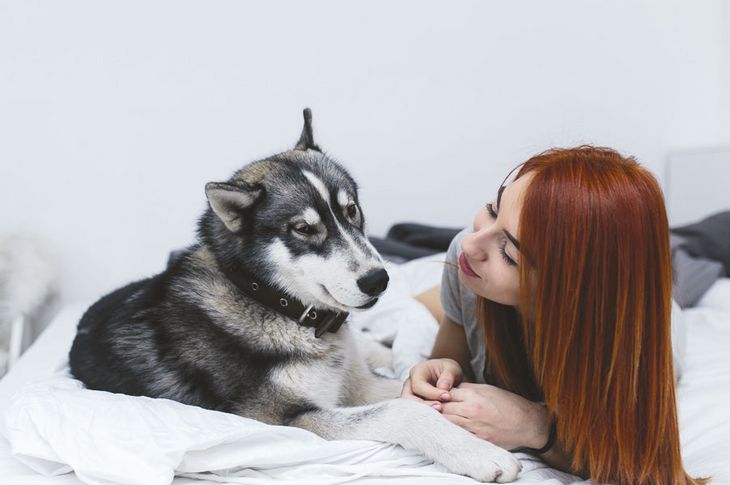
[672,210,730,274]
[670,234,725,308]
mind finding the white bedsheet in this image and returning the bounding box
[0,256,728,484]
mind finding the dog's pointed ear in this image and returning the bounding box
[294,108,321,152]
[205,182,263,232]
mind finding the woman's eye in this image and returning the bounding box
[500,240,517,267]
[486,203,498,219]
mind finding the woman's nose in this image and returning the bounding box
[462,232,488,261]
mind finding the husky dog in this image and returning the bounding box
[69,110,521,483]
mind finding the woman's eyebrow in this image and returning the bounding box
[496,186,505,211]
[494,187,522,251]
[504,230,521,251]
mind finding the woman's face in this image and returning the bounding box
[458,172,533,306]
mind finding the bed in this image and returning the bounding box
[0,250,729,485]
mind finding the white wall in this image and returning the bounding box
[0,0,728,303]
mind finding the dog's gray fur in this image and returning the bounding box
[69,110,521,482]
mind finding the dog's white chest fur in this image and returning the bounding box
[269,327,357,407]
[271,357,346,408]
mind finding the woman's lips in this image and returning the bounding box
[459,253,481,279]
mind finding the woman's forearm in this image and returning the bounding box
[538,443,588,479]
[523,403,588,479]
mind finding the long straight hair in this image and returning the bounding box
[479,147,707,484]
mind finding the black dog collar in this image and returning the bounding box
[226,269,349,338]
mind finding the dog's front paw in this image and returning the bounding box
[358,335,393,370]
[440,440,522,483]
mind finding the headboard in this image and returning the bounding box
[665,146,730,227]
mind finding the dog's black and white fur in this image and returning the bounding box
[69,110,521,483]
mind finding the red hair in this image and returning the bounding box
[479,147,707,484]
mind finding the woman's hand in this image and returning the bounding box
[441,382,550,452]
[400,358,464,411]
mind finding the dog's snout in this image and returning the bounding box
[357,268,389,297]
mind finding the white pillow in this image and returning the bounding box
[695,278,730,313]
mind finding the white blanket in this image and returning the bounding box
[2,257,729,485]
[5,371,580,485]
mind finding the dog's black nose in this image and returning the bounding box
[357,268,389,297]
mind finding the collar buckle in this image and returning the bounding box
[298,304,315,323]
[315,311,346,338]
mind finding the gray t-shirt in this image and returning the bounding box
[440,228,488,383]
[439,227,686,383]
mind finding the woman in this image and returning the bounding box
[402,147,707,484]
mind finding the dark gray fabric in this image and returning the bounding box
[672,210,730,274]
[670,235,725,308]
[386,223,462,252]
[368,236,438,263]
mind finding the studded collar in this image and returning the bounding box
[225,268,349,338]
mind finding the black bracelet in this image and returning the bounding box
[512,419,557,455]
